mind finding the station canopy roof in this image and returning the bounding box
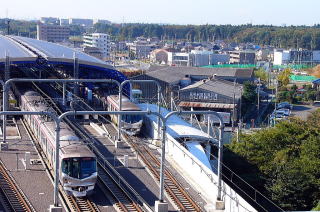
[11,36,111,69]
[0,35,37,63]
[0,35,129,92]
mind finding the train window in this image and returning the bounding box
[122,115,142,123]
[62,157,96,179]
[81,158,96,178]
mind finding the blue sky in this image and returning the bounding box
[1,0,320,25]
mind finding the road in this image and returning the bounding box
[291,104,319,120]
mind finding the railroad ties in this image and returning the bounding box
[0,160,35,211]
[98,168,143,212]
[129,137,202,212]
[67,196,100,212]
[25,81,203,211]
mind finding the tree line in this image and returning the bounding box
[92,23,320,50]
[3,19,320,50]
[225,110,320,211]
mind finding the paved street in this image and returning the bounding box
[291,104,319,120]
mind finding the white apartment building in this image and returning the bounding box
[273,49,320,65]
[37,23,70,43]
[190,50,230,66]
[69,18,93,27]
[168,52,190,66]
[93,19,111,25]
[83,33,110,58]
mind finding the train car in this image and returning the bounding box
[138,103,217,170]
[106,95,143,136]
[20,90,97,197]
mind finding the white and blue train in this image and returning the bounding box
[138,103,217,170]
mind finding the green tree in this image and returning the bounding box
[226,111,320,211]
[241,81,257,117]
[254,68,268,82]
[277,68,291,87]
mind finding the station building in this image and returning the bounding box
[131,65,252,122]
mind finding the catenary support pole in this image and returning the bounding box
[62,82,66,106]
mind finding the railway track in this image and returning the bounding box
[127,136,202,212]
[42,79,203,211]
[28,82,147,212]
[67,196,100,212]
[0,156,35,212]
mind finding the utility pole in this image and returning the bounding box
[6,19,10,35]
[232,79,236,131]
[257,78,261,116]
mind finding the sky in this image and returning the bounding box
[1,0,320,26]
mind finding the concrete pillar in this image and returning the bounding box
[205,144,211,160]
[49,205,62,212]
[123,155,128,167]
[155,201,168,212]
[215,200,225,210]
[73,54,79,97]
[0,143,8,151]
[62,83,66,106]
[87,89,92,102]
[115,140,124,149]
[25,152,30,170]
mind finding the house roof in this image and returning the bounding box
[145,65,253,84]
[180,78,243,99]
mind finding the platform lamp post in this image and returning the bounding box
[118,80,162,141]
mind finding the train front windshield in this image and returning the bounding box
[62,157,97,179]
[121,115,142,123]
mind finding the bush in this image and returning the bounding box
[227,110,320,211]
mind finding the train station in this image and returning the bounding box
[0,34,262,212]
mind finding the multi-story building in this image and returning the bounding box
[168,52,190,66]
[273,49,320,65]
[59,18,69,26]
[127,41,155,59]
[69,18,93,27]
[83,33,110,58]
[37,23,70,43]
[190,50,230,66]
[229,50,256,64]
[93,19,111,25]
[40,17,59,24]
[151,49,229,67]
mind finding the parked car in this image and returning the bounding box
[276,108,291,116]
[277,102,293,110]
[313,101,320,107]
[270,111,287,121]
